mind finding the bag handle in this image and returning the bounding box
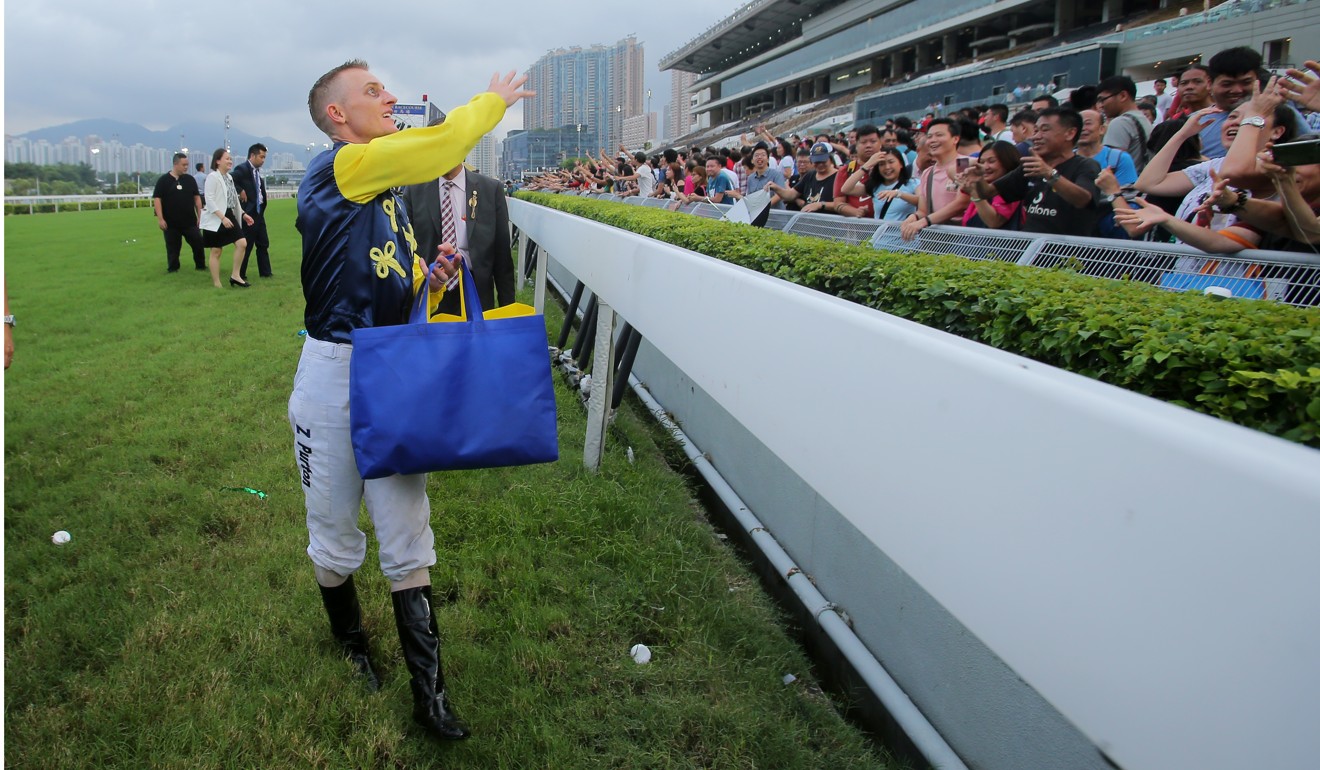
[408,260,485,325]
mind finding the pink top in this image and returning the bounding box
[960,196,1021,227]
[683,175,695,195]
[918,156,970,214]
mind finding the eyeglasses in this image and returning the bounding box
[1095,93,1117,103]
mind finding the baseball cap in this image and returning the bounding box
[809,142,832,162]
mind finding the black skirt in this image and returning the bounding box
[202,209,243,248]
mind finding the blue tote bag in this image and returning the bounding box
[348,266,558,479]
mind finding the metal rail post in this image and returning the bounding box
[583,301,616,471]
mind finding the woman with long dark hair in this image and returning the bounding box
[839,146,917,222]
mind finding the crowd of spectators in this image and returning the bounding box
[521,47,1320,267]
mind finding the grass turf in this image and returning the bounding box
[3,200,897,769]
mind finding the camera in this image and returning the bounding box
[1271,138,1320,167]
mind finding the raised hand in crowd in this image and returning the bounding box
[1279,60,1320,112]
[1205,155,1320,245]
[1096,166,1142,236]
[1248,75,1286,116]
[1094,166,1122,198]
[1019,152,1055,180]
[1221,76,1299,180]
[1135,106,1218,194]
[1115,195,1258,252]
[1112,197,1164,235]
[955,161,985,194]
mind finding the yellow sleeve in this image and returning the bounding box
[334,92,506,204]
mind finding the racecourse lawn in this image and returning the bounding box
[2,199,898,769]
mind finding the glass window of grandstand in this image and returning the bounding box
[1263,38,1291,69]
[832,66,873,93]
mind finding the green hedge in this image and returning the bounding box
[518,192,1320,448]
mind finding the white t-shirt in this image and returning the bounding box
[1170,156,1265,279]
[637,169,656,196]
[1174,158,1232,227]
[1155,93,1173,121]
[777,155,795,178]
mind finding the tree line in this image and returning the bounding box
[5,162,143,195]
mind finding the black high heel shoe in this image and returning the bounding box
[229,277,251,288]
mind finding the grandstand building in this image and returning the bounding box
[660,0,1318,141]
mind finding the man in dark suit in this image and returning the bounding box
[231,143,272,279]
[401,159,513,317]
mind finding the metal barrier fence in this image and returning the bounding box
[4,190,298,215]
[4,194,151,214]
[553,190,1320,307]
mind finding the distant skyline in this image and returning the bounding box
[3,0,736,150]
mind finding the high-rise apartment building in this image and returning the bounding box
[669,70,698,141]
[522,35,644,153]
[622,113,657,151]
[467,134,498,177]
[607,36,645,151]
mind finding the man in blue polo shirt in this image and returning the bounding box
[702,156,741,204]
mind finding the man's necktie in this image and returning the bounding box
[254,166,263,208]
[441,181,457,252]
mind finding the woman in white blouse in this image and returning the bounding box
[200,148,253,288]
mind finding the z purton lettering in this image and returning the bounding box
[298,440,313,487]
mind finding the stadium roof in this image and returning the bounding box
[659,0,848,74]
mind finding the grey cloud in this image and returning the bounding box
[6,0,730,144]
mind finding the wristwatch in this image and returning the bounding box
[1213,187,1251,214]
[3,315,14,327]
[1239,116,1267,129]
[1046,168,1061,186]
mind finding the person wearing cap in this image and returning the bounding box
[768,142,839,213]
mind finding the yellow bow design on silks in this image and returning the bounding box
[370,241,405,279]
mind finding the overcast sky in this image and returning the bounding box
[3,0,738,145]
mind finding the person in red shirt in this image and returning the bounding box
[1165,64,1212,121]
[831,124,881,217]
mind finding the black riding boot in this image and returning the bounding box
[392,585,470,740]
[318,576,381,692]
